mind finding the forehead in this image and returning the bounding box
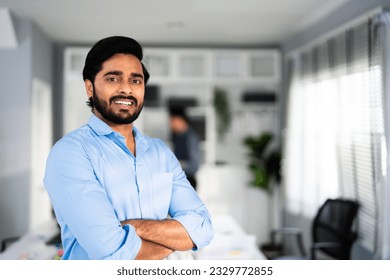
[100,53,143,73]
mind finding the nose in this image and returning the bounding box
[119,80,133,95]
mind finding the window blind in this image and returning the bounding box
[284,13,386,256]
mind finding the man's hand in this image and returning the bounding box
[122,219,195,252]
[134,239,174,260]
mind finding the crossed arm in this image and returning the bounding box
[121,219,195,260]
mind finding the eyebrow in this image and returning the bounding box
[131,73,144,79]
[103,71,144,79]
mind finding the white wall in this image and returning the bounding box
[0,15,53,243]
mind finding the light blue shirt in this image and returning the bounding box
[43,115,214,260]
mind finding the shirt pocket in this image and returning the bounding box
[152,172,173,219]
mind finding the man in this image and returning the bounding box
[44,36,214,260]
[169,107,200,190]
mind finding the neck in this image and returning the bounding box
[94,113,135,143]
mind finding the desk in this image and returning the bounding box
[168,214,266,260]
[0,221,60,260]
[1,215,266,260]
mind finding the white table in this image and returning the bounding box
[0,221,60,260]
[1,215,266,260]
[169,214,267,260]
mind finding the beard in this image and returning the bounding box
[91,88,143,125]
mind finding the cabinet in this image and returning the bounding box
[143,48,280,85]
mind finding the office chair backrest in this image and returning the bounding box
[312,198,359,259]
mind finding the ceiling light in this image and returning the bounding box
[166,21,185,29]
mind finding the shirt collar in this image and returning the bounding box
[88,114,150,155]
[88,114,114,136]
[88,114,145,138]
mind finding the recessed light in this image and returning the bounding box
[166,21,185,29]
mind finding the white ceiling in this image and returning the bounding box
[1,0,353,46]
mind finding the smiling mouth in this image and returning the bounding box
[113,100,134,106]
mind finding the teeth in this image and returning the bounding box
[114,100,133,106]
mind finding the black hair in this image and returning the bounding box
[82,36,150,84]
[169,106,190,124]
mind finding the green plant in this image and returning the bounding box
[213,87,231,141]
[243,132,282,191]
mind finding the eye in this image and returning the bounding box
[106,76,120,82]
[131,79,143,84]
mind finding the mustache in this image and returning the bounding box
[109,95,138,106]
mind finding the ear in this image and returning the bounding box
[85,80,94,98]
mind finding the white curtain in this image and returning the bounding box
[284,11,390,258]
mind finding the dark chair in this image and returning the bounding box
[262,198,359,260]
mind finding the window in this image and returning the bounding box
[284,13,388,257]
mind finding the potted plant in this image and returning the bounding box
[243,132,282,192]
[243,131,282,257]
[213,87,231,142]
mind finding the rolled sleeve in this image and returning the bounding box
[105,225,142,259]
[173,206,214,250]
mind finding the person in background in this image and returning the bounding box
[43,36,213,260]
[169,107,201,191]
